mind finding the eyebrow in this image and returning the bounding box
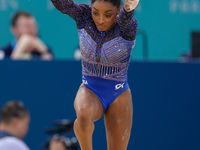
[93,7,113,12]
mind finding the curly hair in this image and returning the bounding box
[91,0,121,8]
[0,100,29,124]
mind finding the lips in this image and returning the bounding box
[97,25,105,29]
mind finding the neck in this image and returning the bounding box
[0,123,19,138]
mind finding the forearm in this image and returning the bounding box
[31,38,53,60]
[51,0,81,18]
[11,35,52,60]
[119,0,139,31]
[33,38,53,60]
[118,8,138,40]
[118,8,135,26]
[51,0,91,23]
[11,35,31,59]
[33,38,49,54]
[51,0,75,14]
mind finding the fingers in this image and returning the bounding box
[124,0,140,12]
[49,135,67,150]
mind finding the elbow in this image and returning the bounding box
[61,10,67,14]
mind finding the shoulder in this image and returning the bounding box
[0,137,30,150]
[0,43,12,57]
[0,43,12,51]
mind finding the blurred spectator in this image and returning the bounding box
[0,11,53,60]
[0,100,66,150]
[73,45,81,61]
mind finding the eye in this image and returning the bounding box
[93,12,98,16]
[105,14,111,18]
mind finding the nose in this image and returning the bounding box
[98,15,104,24]
[29,26,37,36]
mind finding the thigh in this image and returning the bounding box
[104,89,133,150]
[74,84,104,121]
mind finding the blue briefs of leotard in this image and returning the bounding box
[82,75,129,112]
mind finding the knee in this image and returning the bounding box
[75,106,94,127]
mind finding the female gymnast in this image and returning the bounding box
[51,0,139,149]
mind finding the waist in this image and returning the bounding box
[81,60,128,82]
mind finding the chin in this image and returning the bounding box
[97,27,107,32]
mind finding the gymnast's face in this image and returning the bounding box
[92,0,120,32]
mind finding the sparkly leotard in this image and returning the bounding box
[51,0,138,111]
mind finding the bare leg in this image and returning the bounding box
[104,89,133,150]
[74,84,104,150]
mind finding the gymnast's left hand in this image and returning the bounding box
[124,0,140,12]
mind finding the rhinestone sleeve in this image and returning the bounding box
[51,0,91,28]
[118,8,138,41]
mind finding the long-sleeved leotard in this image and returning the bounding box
[51,0,138,111]
[51,0,137,81]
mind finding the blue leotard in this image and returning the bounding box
[51,0,138,112]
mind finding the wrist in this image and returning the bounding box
[123,7,134,13]
[41,50,49,55]
[39,44,49,55]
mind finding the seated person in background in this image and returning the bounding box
[0,11,53,60]
[0,100,66,150]
[73,45,81,61]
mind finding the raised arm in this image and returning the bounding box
[124,0,140,12]
[118,0,139,40]
[51,0,91,25]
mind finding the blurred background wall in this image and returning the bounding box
[0,0,200,60]
[0,61,200,150]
